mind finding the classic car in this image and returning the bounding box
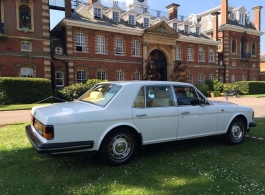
[26,81,257,165]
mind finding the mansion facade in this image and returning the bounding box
[0,0,263,89]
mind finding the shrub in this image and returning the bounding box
[55,79,106,101]
[206,80,223,92]
[195,84,209,96]
[223,83,235,91]
[235,81,265,95]
[0,77,51,105]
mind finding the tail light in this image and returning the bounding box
[43,126,54,140]
[252,111,255,119]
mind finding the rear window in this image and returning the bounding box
[79,84,122,107]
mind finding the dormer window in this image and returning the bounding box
[230,13,235,20]
[196,27,200,35]
[184,25,189,34]
[143,18,149,27]
[128,15,135,25]
[238,13,245,25]
[245,15,250,24]
[173,23,178,32]
[113,11,120,22]
[94,7,102,19]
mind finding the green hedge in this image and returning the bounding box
[0,77,51,105]
[55,79,106,101]
[234,81,265,95]
[195,84,209,96]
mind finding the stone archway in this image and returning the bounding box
[147,50,167,81]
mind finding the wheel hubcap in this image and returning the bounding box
[109,134,132,160]
[231,122,244,141]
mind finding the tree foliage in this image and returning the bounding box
[170,61,188,82]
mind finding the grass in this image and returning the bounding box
[0,119,265,195]
[0,103,52,111]
[240,94,265,98]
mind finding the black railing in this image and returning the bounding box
[0,23,5,34]
[241,52,251,59]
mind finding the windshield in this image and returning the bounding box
[79,84,122,107]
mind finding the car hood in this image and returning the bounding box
[31,101,103,124]
[211,100,237,106]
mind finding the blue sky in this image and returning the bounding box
[50,0,265,54]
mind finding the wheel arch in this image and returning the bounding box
[226,114,248,133]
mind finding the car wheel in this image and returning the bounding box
[226,117,246,145]
[100,128,138,166]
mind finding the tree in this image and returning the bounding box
[143,59,161,81]
[170,61,188,82]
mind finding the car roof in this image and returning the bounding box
[99,81,193,87]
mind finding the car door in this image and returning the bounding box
[132,85,179,145]
[174,86,218,139]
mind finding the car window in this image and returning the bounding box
[134,86,174,108]
[79,84,122,107]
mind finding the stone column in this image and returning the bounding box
[142,42,149,78]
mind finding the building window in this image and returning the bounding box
[198,74,204,84]
[242,74,247,81]
[173,23,178,32]
[218,39,222,51]
[128,15,135,25]
[19,5,31,29]
[231,74,236,84]
[232,61,236,66]
[209,74,214,80]
[232,40,236,54]
[132,40,140,56]
[251,75,256,81]
[76,33,86,52]
[176,45,181,60]
[94,7,102,19]
[143,18,149,27]
[198,48,204,62]
[187,48,193,61]
[77,70,87,82]
[252,43,256,56]
[97,71,106,80]
[209,49,214,62]
[55,71,64,87]
[238,13,245,25]
[97,35,106,54]
[252,62,256,67]
[219,76,223,83]
[113,11,120,22]
[116,71,124,81]
[184,25,189,34]
[187,74,193,84]
[20,67,33,78]
[133,72,140,80]
[115,38,123,54]
[196,27,200,35]
[230,13,235,20]
[21,41,31,52]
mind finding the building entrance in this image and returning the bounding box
[148,50,167,81]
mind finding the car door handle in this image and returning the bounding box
[136,114,147,117]
[181,111,190,114]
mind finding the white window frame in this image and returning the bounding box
[112,11,120,22]
[231,74,236,84]
[176,45,181,60]
[76,70,87,83]
[20,67,33,78]
[252,62,256,67]
[184,25,189,34]
[97,35,106,54]
[209,49,214,62]
[209,74,214,81]
[238,12,245,25]
[187,74,193,84]
[252,43,256,56]
[128,15,135,25]
[143,18,150,27]
[133,72,140,80]
[116,71,124,81]
[187,48,193,61]
[242,74,247,81]
[21,41,32,52]
[198,48,204,62]
[132,40,140,57]
[55,71,64,87]
[196,27,200,35]
[97,71,106,80]
[94,7,102,19]
[251,75,256,81]
[219,76,223,83]
[76,33,86,52]
[173,23,178,32]
[198,74,204,84]
[115,38,123,54]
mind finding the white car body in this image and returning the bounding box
[26,81,256,165]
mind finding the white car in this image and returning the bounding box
[26,81,256,165]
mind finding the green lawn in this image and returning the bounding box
[0,119,265,195]
[0,103,52,111]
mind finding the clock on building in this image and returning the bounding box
[138,0,145,2]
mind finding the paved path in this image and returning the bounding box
[0,97,264,126]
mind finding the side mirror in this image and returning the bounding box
[199,98,206,107]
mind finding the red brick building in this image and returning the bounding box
[0,0,263,89]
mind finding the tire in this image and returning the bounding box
[225,117,246,145]
[100,128,138,166]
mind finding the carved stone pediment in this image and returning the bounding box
[143,21,180,38]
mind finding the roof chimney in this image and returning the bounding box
[252,6,263,31]
[166,4,180,20]
[212,12,220,41]
[65,0,72,18]
[88,0,98,4]
[221,0,228,25]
